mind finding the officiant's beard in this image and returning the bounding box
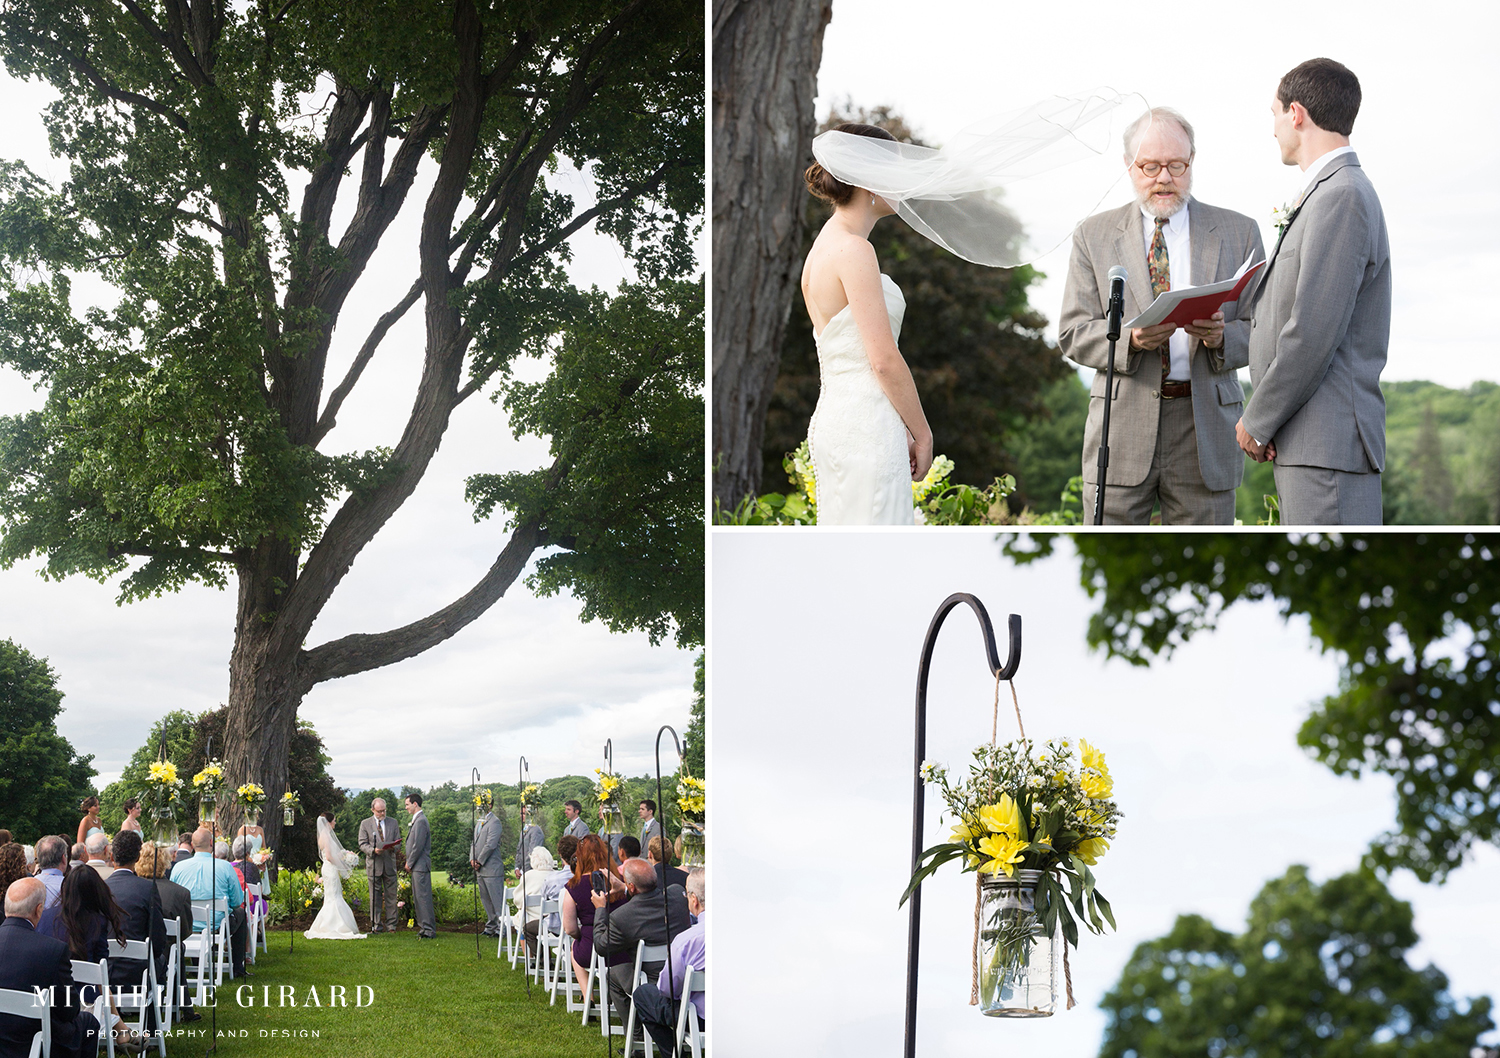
[1138,177,1190,219]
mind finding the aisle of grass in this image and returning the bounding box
[162,929,612,1057]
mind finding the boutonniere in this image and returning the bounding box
[1271,202,1297,235]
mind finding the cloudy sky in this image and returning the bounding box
[711,531,1499,1056]
[0,69,699,793]
[813,0,1500,389]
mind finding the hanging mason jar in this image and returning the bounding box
[152,806,176,846]
[978,869,1058,1017]
[679,822,705,867]
[199,789,218,826]
[600,804,626,838]
[284,804,296,826]
[245,807,260,828]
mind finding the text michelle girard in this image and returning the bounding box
[24,984,376,1009]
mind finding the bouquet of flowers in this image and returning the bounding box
[192,760,226,793]
[594,769,626,835]
[235,782,267,823]
[904,737,1121,1012]
[342,849,361,870]
[676,775,705,826]
[519,782,545,810]
[472,788,494,811]
[280,790,301,825]
[143,760,184,840]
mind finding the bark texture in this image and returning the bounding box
[711,0,832,507]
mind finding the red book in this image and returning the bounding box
[1124,254,1265,330]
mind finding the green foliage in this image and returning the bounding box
[1008,372,1090,515]
[1099,866,1494,1058]
[1381,380,1500,524]
[685,652,705,781]
[762,105,1068,495]
[1003,533,1500,881]
[98,709,200,833]
[0,637,96,842]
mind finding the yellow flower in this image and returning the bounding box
[976,833,1028,876]
[978,795,1023,840]
[1080,739,1113,798]
[304,899,312,907]
[949,818,983,845]
[148,761,178,784]
[1075,836,1110,865]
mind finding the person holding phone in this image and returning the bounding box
[560,835,626,999]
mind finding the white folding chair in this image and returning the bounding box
[244,899,261,965]
[0,986,50,1058]
[534,898,566,996]
[105,938,164,1056]
[673,968,706,1058]
[160,919,181,1026]
[498,886,520,964]
[185,898,230,1002]
[622,941,670,1055]
[520,895,545,980]
[257,878,271,954]
[69,958,113,1058]
[580,945,610,1028]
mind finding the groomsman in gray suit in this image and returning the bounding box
[357,799,401,932]
[470,804,505,936]
[638,799,663,849]
[515,804,545,874]
[562,800,590,840]
[1239,58,1389,524]
[1060,107,1263,524]
[403,794,436,938]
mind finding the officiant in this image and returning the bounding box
[357,799,401,933]
[1059,107,1263,524]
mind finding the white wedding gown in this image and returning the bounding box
[808,274,914,525]
[304,855,367,940]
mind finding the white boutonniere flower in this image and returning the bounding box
[1271,202,1295,235]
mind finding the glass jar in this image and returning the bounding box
[198,789,217,826]
[151,806,176,846]
[283,805,296,826]
[600,804,626,838]
[679,821,705,867]
[978,869,1058,1017]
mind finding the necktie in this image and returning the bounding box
[1149,216,1170,378]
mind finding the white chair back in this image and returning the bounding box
[68,959,112,1058]
[0,987,50,1058]
[673,967,706,1058]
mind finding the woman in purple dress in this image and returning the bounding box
[561,834,627,999]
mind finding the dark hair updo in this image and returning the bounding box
[805,122,897,206]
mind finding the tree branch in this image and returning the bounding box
[115,0,210,87]
[56,45,190,131]
[310,277,424,445]
[298,514,545,685]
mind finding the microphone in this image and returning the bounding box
[1106,265,1128,342]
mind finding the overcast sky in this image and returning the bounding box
[0,69,699,793]
[814,0,1500,389]
[711,531,1499,1056]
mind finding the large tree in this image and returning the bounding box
[0,637,96,842]
[711,0,832,507]
[1004,533,1500,882]
[0,2,703,857]
[1100,866,1493,1057]
[762,108,1069,504]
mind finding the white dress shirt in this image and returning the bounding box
[1140,203,1193,380]
[1298,144,1356,202]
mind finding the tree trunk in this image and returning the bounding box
[711,0,832,508]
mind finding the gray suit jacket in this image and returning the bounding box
[358,815,401,877]
[404,811,430,872]
[563,816,591,840]
[473,813,503,878]
[1243,151,1389,471]
[639,817,663,851]
[1059,197,1264,492]
[515,822,544,872]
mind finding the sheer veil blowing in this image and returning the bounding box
[811,90,1149,267]
[318,815,353,880]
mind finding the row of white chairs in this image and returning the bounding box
[495,884,705,1058]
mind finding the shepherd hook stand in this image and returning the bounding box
[653,725,688,1058]
[471,767,483,959]
[518,755,532,999]
[904,594,1021,1058]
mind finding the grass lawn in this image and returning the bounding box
[157,928,611,1057]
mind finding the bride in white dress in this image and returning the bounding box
[305,815,366,940]
[801,122,932,526]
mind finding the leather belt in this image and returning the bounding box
[1160,380,1192,399]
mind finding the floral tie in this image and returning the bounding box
[1149,216,1170,379]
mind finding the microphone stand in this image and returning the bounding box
[903,596,1022,1058]
[654,726,687,1058]
[1093,270,1127,525]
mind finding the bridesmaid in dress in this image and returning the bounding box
[77,796,104,846]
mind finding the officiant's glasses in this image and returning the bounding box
[1135,160,1190,178]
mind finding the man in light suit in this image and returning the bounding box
[403,794,435,939]
[562,800,590,840]
[1238,58,1389,524]
[357,798,401,933]
[1060,107,1264,524]
[469,803,505,936]
[515,804,544,875]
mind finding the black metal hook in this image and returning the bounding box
[654,725,686,1058]
[904,594,1022,1058]
[471,767,483,959]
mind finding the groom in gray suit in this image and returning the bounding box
[357,798,401,932]
[1060,107,1263,524]
[470,805,505,936]
[1238,58,1390,524]
[404,794,436,938]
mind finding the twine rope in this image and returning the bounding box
[973,671,1027,1005]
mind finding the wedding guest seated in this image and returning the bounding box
[518,842,577,955]
[0,830,10,846]
[231,838,265,919]
[0,877,103,1058]
[37,865,145,1053]
[593,857,691,1021]
[69,842,88,871]
[173,834,194,865]
[137,842,200,1022]
[105,832,169,994]
[562,835,629,999]
[646,837,688,891]
[35,836,67,910]
[617,835,641,866]
[0,844,28,922]
[631,867,706,1053]
[21,845,34,873]
[171,828,248,979]
[84,833,114,879]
